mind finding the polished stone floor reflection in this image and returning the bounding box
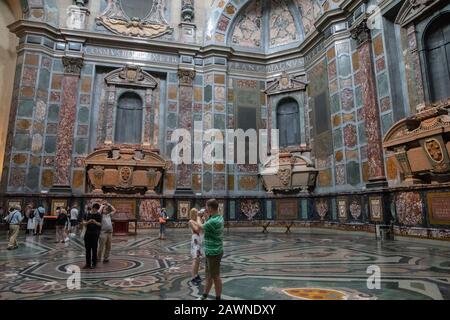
[1,228,449,300]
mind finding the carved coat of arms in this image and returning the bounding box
[424,138,444,163]
[96,0,173,39]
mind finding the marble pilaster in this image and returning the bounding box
[143,88,154,147]
[351,20,386,187]
[406,24,426,111]
[52,56,83,190]
[176,68,196,192]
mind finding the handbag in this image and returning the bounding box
[159,216,167,224]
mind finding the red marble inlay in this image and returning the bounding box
[54,75,79,186]
[358,41,385,180]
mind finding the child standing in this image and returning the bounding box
[188,208,205,285]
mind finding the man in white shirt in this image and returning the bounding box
[69,204,79,236]
[97,202,116,263]
[4,205,23,250]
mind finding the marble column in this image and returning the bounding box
[52,56,83,192]
[406,24,426,111]
[176,68,196,193]
[351,20,387,187]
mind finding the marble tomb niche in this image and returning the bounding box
[260,71,318,193]
[84,65,167,194]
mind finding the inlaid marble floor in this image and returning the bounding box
[1,227,449,300]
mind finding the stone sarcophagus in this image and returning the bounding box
[84,146,167,194]
[260,152,318,193]
[383,100,450,184]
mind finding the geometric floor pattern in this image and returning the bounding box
[1,228,450,300]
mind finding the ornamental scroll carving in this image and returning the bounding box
[96,0,173,39]
[62,56,84,75]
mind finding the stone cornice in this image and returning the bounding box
[395,0,445,26]
[314,8,348,33]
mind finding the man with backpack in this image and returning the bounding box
[33,204,46,235]
[4,204,23,250]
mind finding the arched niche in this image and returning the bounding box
[114,91,144,144]
[422,12,450,103]
[264,71,309,154]
[97,65,159,149]
[276,97,301,148]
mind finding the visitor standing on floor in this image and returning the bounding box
[4,205,23,250]
[69,204,80,237]
[55,208,69,243]
[25,204,35,235]
[188,208,205,285]
[159,207,168,240]
[195,199,224,300]
[83,203,102,269]
[33,203,45,235]
[97,202,116,263]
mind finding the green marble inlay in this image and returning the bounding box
[346,161,361,186]
[338,55,351,77]
[167,113,177,129]
[355,86,362,108]
[204,85,212,102]
[333,129,343,149]
[75,138,87,154]
[38,69,50,90]
[26,167,40,191]
[358,123,366,144]
[13,134,31,151]
[330,93,340,114]
[47,104,59,122]
[377,72,389,98]
[381,113,393,135]
[17,100,34,117]
[77,107,90,124]
[45,136,56,153]
[214,114,226,130]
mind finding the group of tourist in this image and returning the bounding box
[3,198,224,299]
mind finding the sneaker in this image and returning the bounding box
[65,237,70,242]
[82,265,90,269]
[103,259,109,263]
[7,247,13,250]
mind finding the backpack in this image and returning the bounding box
[30,209,36,219]
[38,207,45,218]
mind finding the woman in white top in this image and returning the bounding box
[188,208,205,285]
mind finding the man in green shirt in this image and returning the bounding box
[196,198,224,300]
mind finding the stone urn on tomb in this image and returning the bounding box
[383,99,450,184]
[84,145,167,194]
[259,152,318,193]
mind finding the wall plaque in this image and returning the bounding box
[427,192,450,225]
[177,200,191,220]
[276,199,298,220]
[369,196,383,222]
[337,198,347,220]
[111,199,137,220]
[51,199,68,216]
